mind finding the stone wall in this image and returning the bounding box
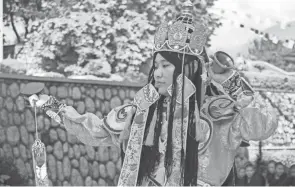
[0,74,142,186]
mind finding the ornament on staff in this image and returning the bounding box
[20,82,64,186]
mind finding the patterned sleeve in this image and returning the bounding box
[221,71,277,141]
[61,104,136,147]
[39,93,136,148]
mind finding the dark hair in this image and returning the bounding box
[245,163,255,169]
[275,162,284,168]
[137,51,202,185]
[268,160,276,165]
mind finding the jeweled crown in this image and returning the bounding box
[153,0,208,56]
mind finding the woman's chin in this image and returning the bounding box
[158,88,169,96]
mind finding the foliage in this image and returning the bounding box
[248,39,295,72]
[16,0,220,78]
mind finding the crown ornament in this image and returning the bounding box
[153,0,208,57]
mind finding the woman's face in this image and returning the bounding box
[238,168,246,178]
[246,166,254,178]
[268,162,275,174]
[154,53,175,96]
[275,165,285,176]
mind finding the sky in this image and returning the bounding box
[208,0,295,57]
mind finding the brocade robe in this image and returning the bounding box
[58,77,277,186]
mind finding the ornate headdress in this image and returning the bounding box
[153,0,209,58]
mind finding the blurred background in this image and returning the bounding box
[0,0,295,186]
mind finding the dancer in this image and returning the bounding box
[26,0,277,186]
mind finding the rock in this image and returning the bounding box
[80,157,89,177]
[73,145,81,159]
[106,161,116,179]
[29,134,34,147]
[48,155,56,181]
[25,109,35,132]
[57,161,64,181]
[25,162,33,177]
[109,146,120,162]
[90,88,96,98]
[43,86,49,95]
[99,164,107,178]
[119,89,125,99]
[86,145,95,160]
[81,86,85,93]
[1,83,7,97]
[5,97,14,111]
[80,144,86,155]
[114,174,119,185]
[96,88,104,100]
[19,144,27,160]
[8,113,13,125]
[123,99,132,104]
[66,98,74,106]
[16,96,25,111]
[13,147,20,157]
[0,97,3,108]
[57,86,68,98]
[130,90,136,98]
[85,97,95,112]
[95,111,103,118]
[112,88,118,96]
[51,118,59,127]
[0,148,4,158]
[68,147,74,159]
[63,142,69,153]
[63,157,71,179]
[91,161,100,179]
[20,126,29,145]
[47,145,53,153]
[44,118,51,131]
[98,178,106,186]
[13,113,21,125]
[37,115,44,131]
[15,158,27,178]
[76,101,85,114]
[9,83,19,98]
[0,109,8,126]
[71,159,79,168]
[116,158,122,172]
[3,144,13,158]
[71,169,84,186]
[92,180,98,186]
[57,128,67,142]
[85,176,92,186]
[97,146,109,162]
[49,129,58,143]
[0,128,6,143]
[104,101,110,113]
[105,88,112,100]
[95,99,101,109]
[110,96,122,109]
[7,126,20,145]
[63,181,71,186]
[50,86,57,96]
[54,141,63,160]
[72,87,81,100]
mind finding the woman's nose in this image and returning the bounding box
[154,67,163,78]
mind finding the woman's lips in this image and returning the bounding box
[155,81,165,87]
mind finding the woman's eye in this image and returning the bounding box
[163,64,170,68]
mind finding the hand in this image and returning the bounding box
[28,94,50,108]
[205,59,234,84]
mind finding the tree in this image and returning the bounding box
[248,38,295,72]
[16,0,221,78]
